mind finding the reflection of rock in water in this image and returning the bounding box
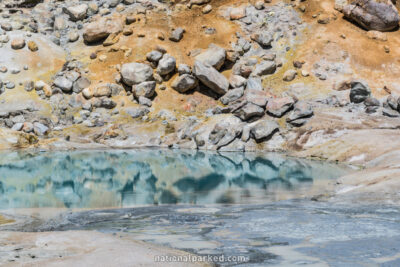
[0,150,347,208]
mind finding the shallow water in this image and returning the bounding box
[1,150,400,266]
[0,150,348,209]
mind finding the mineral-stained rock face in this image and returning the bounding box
[193,61,229,95]
[83,17,123,43]
[342,0,400,31]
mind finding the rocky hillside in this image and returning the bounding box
[1,0,400,181]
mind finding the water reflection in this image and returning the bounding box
[0,150,348,209]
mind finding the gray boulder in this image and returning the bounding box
[220,87,244,105]
[171,74,198,93]
[73,77,91,93]
[157,54,176,76]
[386,95,399,111]
[121,63,153,86]
[53,76,73,92]
[125,107,150,118]
[250,119,279,142]
[178,64,191,75]
[383,108,400,117]
[343,0,399,32]
[100,98,117,109]
[233,102,265,121]
[33,122,49,136]
[229,75,247,88]
[193,60,229,95]
[266,97,295,117]
[169,28,185,42]
[243,89,268,107]
[251,61,276,77]
[138,96,152,107]
[349,80,371,103]
[83,17,123,43]
[251,32,273,48]
[146,50,163,63]
[246,77,263,91]
[208,116,242,148]
[286,102,314,125]
[64,4,88,22]
[195,44,226,70]
[133,81,156,98]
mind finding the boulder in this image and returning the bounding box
[171,74,198,93]
[251,32,273,48]
[233,102,265,121]
[121,63,153,86]
[157,54,176,75]
[11,38,25,50]
[132,81,156,98]
[169,28,185,42]
[82,83,112,98]
[364,97,380,106]
[146,50,163,63]
[178,64,191,75]
[246,77,263,91]
[11,123,23,131]
[64,4,88,22]
[243,89,268,107]
[189,0,211,7]
[250,119,279,142]
[193,60,229,95]
[251,61,276,77]
[229,75,247,88]
[230,6,246,20]
[27,41,38,52]
[386,95,399,110]
[195,44,226,70]
[220,87,244,105]
[53,76,73,92]
[73,77,91,93]
[125,107,150,118]
[208,116,242,148]
[138,96,152,107]
[283,69,297,82]
[33,122,49,136]
[83,17,123,43]
[286,101,314,125]
[342,0,399,31]
[100,98,117,109]
[383,108,400,117]
[349,80,371,103]
[266,97,296,117]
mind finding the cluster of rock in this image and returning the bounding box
[336,0,400,32]
[0,0,167,48]
[0,100,49,137]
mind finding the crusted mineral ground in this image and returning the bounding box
[1,0,400,264]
